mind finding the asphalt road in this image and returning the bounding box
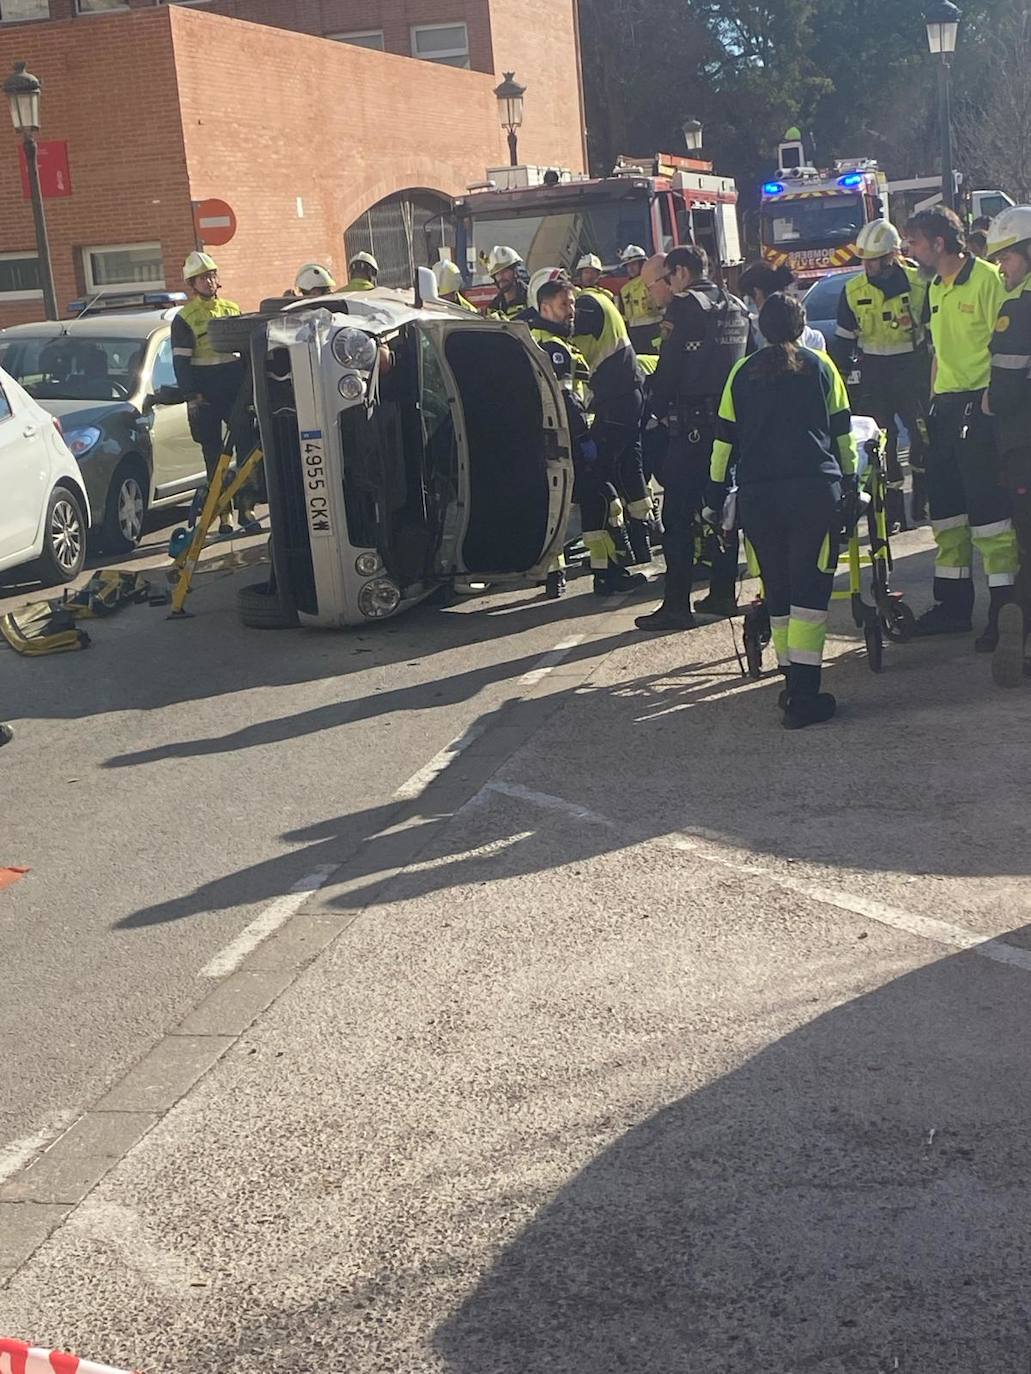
[2,527,1031,1371]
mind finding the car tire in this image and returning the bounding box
[30,484,87,585]
[209,309,286,354]
[102,458,148,554]
[237,579,298,630]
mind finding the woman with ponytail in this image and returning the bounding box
[707,293,858,728]
[739,261,827,351]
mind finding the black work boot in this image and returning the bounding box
[635,560,695,629]
[594,564,649,597]
[781,664,837,729]
[975,587,1015,653]
[625,518,653,566]
[545,568,567,600]
[694,585,739,618]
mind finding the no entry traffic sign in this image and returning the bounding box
[193,197,237,247]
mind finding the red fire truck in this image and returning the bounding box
[452,153,742,308]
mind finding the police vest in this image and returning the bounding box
[530,325,590,399]
[620,275,662,329]
[844,266,927,356]
[679,286,751,399]
[179,296,242,366]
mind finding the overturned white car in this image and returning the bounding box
[211,279,574,628]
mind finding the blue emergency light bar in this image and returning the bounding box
[838,173,865,188]
[67,290,188,316]
[762,181,785,196]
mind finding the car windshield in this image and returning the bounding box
[761,195,863,248]
[0,334,143,401]
[803,271,861,322]
[464,200,651,285]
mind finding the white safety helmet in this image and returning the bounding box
[855,219,902,261]
[528,266,572,313]
[575,253,604,273]
[183,250,218,281]
[619,244,647,264]
[986,205,1031,260]
[349,251,379,274]
[295,262,337,294]
[487,245,523,277]
[433,260,465,296]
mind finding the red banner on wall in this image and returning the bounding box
[19,140,72,199]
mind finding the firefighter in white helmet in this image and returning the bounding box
[617,244,661,352]
[831,217,930,527]
[295,263,337,296]
[172,251,259,534]
[574,253,616,304]
[485,245,529,318]
[985,205,1031,684]
[341,251,379,292]
[433,259,476,311]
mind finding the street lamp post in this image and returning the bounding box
[682,119,704,155]
[925,1,961,213]
[3,62,57,320]
[494,71,526,168]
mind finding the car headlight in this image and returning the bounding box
[355,551,383,576]
[63,425,102,457]
[357,577,401,619]
[331,326,378,370]
[338,372,365,401]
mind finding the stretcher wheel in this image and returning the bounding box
[864,618,884,673]
[882,597,916,643]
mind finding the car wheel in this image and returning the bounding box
[31,484,87,585]
[102,459,148,553]
[237,579,298,629]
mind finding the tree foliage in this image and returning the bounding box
[579,0,1025,206]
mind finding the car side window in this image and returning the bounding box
[149,337,177,393]
[0,380,12,423]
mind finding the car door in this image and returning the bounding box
[430,316,574,583]
[0,372,49,563]
[142,333,206,494]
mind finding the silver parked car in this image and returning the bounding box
[0,298,205,553]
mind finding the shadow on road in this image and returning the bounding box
[425,930,1031,1372]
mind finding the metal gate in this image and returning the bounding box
[345,190,453,289]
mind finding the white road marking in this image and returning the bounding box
[0,1109,79,1187]
[199,865,338,979]
[485,781,1031,975]
[517,634,584,685]
[393,723,487,801]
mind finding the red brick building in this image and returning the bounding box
[0,0,586,324]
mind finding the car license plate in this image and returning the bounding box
[300,429,332,538]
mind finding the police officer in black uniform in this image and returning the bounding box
[636,244,753,631]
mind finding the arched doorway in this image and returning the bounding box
[344,189,453,290]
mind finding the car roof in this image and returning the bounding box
[0,311,172,339]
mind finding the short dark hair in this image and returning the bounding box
[739,260,796,299]
[967,229,988,253]
[665,244,708,278]
[906,207,965,255]
[538,276,573,306]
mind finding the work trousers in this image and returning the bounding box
[927,392,1018,619]
[739,478,841,697]
[856,352,930,484]
[1001,447,1031,623]
[591,388,650,515]
[187,362,259,510]
[663,401,738,600]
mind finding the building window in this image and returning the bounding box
[76,0,127,10]
[329,29,385,50]
[411,22,470,67]
[0,0,50,20]
[83,243,164,292]
[0,252,41,299]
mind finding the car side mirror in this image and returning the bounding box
[145,383,185,410]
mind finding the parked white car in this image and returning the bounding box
[0,365,92,585]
